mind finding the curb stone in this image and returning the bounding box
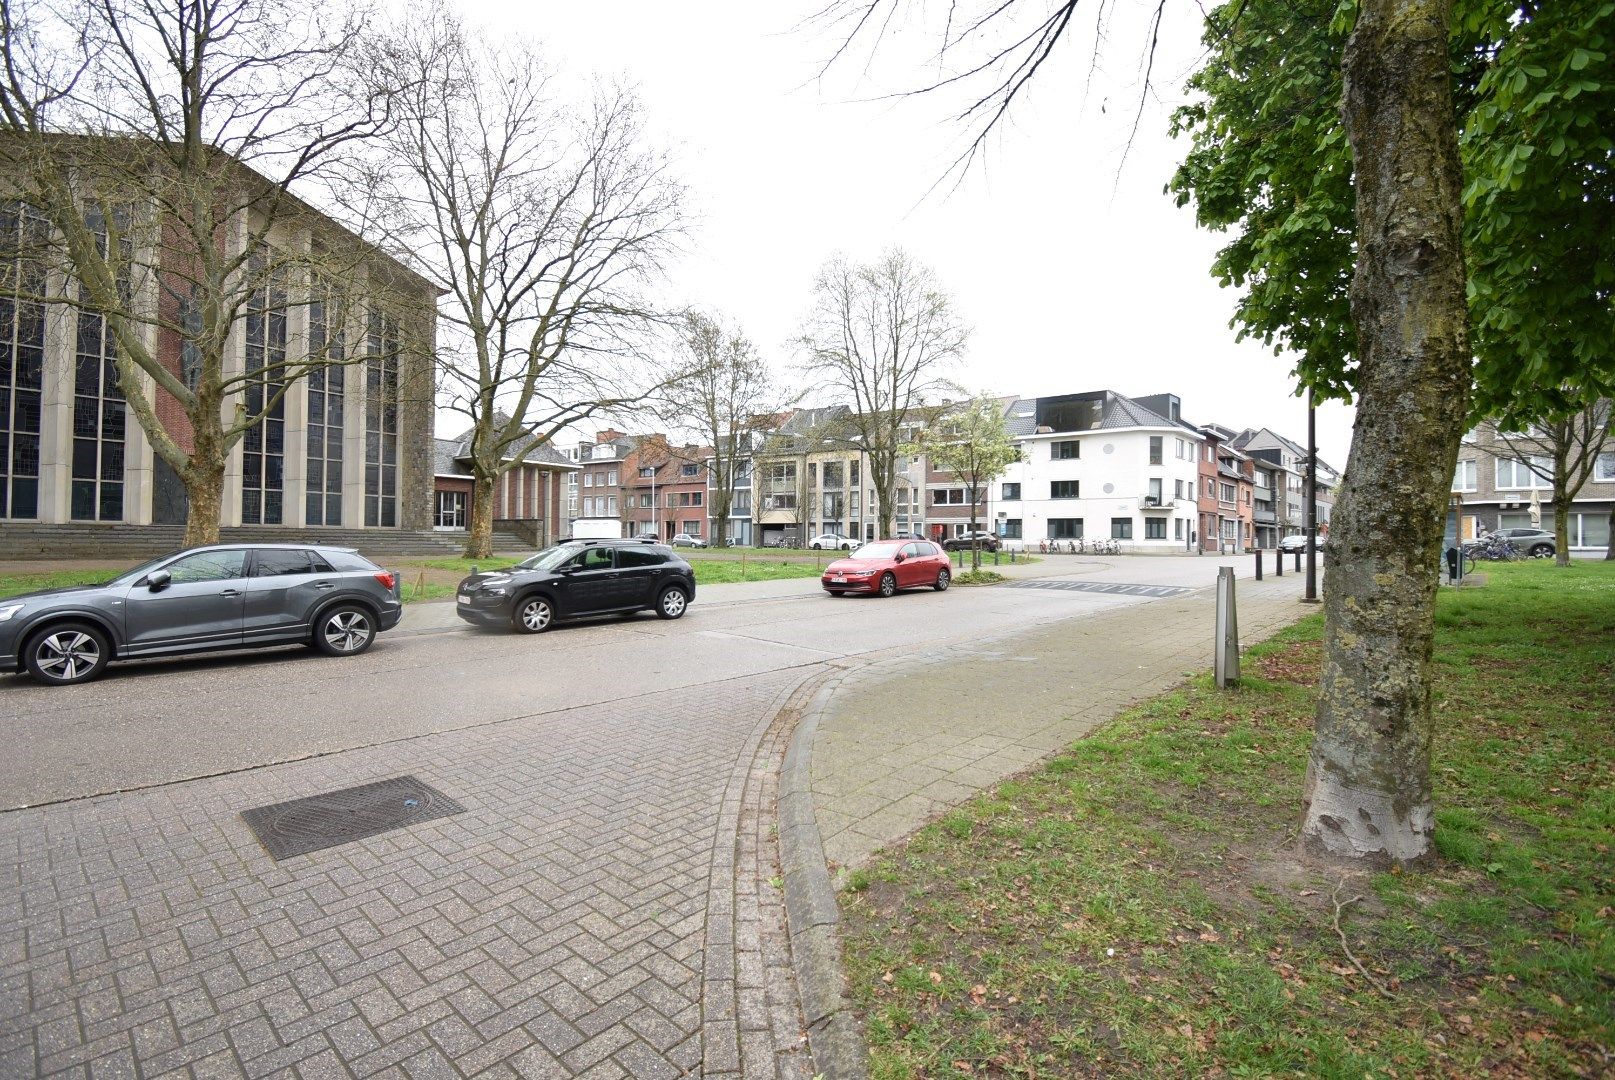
[778,665,870,1080]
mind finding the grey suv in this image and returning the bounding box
[1,545,403,686]
[456,539,696,632]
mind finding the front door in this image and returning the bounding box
[554,546,618,614]
[123,548,248,654]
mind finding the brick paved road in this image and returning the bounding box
[0,555,1277,1078]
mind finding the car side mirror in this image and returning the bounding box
[146,569,172,590]
[894,553,906,563]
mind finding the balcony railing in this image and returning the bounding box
[1138,495,1177,509]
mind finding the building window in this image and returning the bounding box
[1495,457,1550,490]
[1452,459,1477,492]
[1593,452,1614,483]
[241,253,287,525]
[69,210,129,522]
[363,311,400,527]
[1049,517,1082,539]
[682,520,700,535]
[1001,482,1021,500]
[435,490,466,528]
[1111,517,1133,539]
[607,496,617,513]
[1149,436,1163,465]
[1205,478,1216,497]
[681,463,699,476]
[1175,519,1184,541]
[1002,518,1022,539]
[1051,441,1079,460]
[1174,479,1184,500]
[638,493,652,508]
[1,203,47,520]
[933,487,970,505]
[607,469,617,486]
[1145,517,1166,539]
[1220,483,1236,503]
[306,288,345,525]
[638,466,655,478]
[1050,480,1080,499]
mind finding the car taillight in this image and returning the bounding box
[373,571,396,590]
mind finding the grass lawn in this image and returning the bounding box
[841,560,1614,1078]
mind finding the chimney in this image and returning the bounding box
[596,428,624,443]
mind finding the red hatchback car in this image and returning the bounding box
[822,539,952,597]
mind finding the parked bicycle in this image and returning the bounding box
[1463,534,1519,562]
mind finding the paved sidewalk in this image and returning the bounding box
[809,572,1318,870]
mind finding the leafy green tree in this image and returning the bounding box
[1169,0,1615,417]
[911,394,1021,572]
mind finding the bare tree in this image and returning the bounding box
[1494,400,1613,566]
[658,312,794,548]
[363,9,689,559]
[796,249,967,538]
[0,0,401,544]
[911,393,1020,572]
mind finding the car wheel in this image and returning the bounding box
[314,605,376,656]
[24,622,111,686]
[878,572,897,598]
[1529,543,1554,558]
[514,595,554,634]
[934,569,950,592]
[656,586,689,620]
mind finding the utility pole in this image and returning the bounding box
[1304,389,1320,603]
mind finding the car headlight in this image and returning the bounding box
[481,585,508,596]
[0,603,22,622]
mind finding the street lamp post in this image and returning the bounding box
[1304,389,1320,603]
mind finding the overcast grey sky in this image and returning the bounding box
[454,0,1357,468]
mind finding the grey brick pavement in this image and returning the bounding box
[809,572,1318,870]
[0,671,814,1078]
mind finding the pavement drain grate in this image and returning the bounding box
[1005,580,1190,598]
[240,775,465,860]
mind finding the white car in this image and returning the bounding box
[807,534,857,550]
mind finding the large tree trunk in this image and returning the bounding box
[465,473,496,559]
[180,414,228,547]
[1299,0,1470,867]
[181,461,225,547]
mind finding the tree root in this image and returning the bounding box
[1332,878,1397,999]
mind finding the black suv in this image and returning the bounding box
[455,539,697,633]
[941,531,1000,553]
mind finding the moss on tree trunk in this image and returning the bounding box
[1299,0,1471,867]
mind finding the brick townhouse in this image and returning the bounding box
[623,440,712,541]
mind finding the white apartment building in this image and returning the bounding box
[991,391,1203,549]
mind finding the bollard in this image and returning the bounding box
[1294,551,1302,573]
[993,549,1000,567]
[1274,548,1282,576]
[1214,566,1240,688]
[1255,548,1263,581]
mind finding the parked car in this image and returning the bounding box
[1487,527,1556,558]
[1,544,403,686]
[807,533,857,551]
[822,540,952,597]
[1278,533,1318,554]
[941,531,1000,553]
[634,532,660,542]
[669,533,708,549]
[456,539,696,632]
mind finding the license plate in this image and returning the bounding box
[457,594,470,604]
[832,576,846,583]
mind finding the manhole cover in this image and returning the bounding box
[241,775,465,860]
